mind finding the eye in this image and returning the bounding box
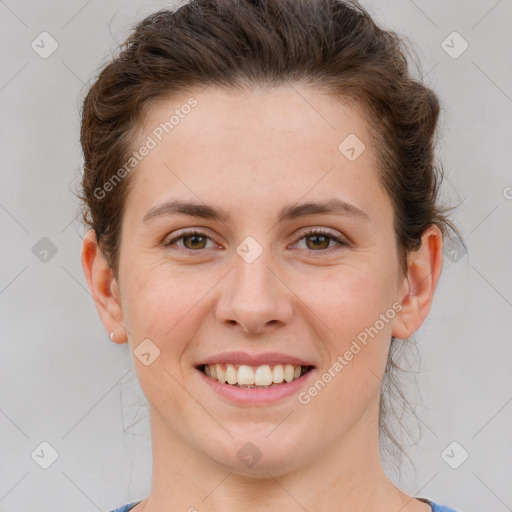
[164,229,217,253]
[164,228,349,255]
[294,228,348,252]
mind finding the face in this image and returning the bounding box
[88,85,425,475]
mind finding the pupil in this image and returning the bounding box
[186,235,204,248]
[308,234,328,250]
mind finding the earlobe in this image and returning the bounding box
[81,229,127,344]
[391,225,443,340]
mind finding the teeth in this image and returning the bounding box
[255,365,272,386]
[284,364,294,382]
[215,363,226,384]
[238,364,256,385]
[272,364,284,383]
[202,363,310,387]
[226,364,237,385]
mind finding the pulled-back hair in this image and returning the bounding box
[79,0,464,469]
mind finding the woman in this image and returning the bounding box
[79,0,463,510]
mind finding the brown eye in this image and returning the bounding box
[164,230,216,253]
[183,234,207,249]
[294,229,348,253]
[305,233,331,250]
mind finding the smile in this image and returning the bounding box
[199,363,314,388]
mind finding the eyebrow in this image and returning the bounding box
[142,198,370,224]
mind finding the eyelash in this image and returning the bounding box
[164,228,349,255]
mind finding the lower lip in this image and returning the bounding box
[197,367,316,405]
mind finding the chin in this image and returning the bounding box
[202,432,306,476]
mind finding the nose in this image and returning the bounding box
[215,250,293,335]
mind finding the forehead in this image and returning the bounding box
[124,85,391,226]
[139,85,371,149]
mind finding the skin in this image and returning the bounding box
[82,85,442,512]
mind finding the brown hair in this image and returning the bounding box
[78,0,464,468]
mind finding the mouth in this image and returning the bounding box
[196,363,315,388]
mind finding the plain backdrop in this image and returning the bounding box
[1,1,511,511]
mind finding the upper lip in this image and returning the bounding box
[197,351,316,368]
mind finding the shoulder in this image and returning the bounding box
[107,501,141,512]
[427,499,461,512]
[108,499,461,512]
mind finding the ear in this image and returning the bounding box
[81,229,127,344]
[392,225,444,340]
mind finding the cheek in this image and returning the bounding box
[125,266,206,340]
[298,268,393,433]
[295,263,394,342]
[293,262,395,403]
[121,262,223,351]
[120,266,209,412]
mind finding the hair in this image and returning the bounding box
[78,0,465,472]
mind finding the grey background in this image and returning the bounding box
[1,0,511,511]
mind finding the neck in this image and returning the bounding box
[137,397,422,512]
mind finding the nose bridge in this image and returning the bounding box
[234,251,274,298]
[216,244,292,333]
